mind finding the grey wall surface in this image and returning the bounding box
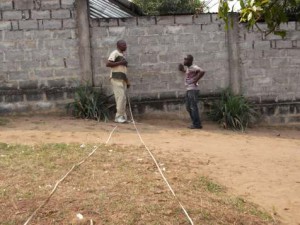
[0,0,80,113]
[91,15,230,100]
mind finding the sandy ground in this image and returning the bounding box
[0,115,299,225]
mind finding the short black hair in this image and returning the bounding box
[117,40,126,46]
[186,54,193,61]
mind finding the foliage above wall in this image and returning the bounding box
[219,0,300,37]
[132,0,205,15]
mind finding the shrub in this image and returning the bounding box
[208,88,257,131]
[67,85,114,122]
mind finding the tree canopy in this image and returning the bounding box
[219,0,300,37]
[132,0,205,15]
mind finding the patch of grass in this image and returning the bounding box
[198,176,225,193]
[0,143,278,225]
[227,197,274,221]
[0,117,10,126]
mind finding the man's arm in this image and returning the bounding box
[106,59,128,68]
[186,69,205,85]
[178,63,186,73]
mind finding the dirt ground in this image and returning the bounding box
[0,115,299,225]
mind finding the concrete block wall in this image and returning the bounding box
[90,14,230,101]
[239,22,300,123]
[0,0,80,113]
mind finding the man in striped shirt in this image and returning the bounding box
[106,40,129,123]
[179,54,205,129]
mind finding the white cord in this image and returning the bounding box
[127,96,195,225]
[23,126,118,225]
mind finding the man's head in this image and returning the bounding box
[184,54,193,67]
[117,40,127,52]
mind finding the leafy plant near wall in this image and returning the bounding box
[208,88,258,131]
[67,85,114,122]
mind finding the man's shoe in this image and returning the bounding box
[188,125,203,129]
[114,116,127,123]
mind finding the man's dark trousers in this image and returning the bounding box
[185,90,201,128]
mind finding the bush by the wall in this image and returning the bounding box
[67,85,114,122]
[208,88,257,131]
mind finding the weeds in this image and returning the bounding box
[67,85,114,122]
[208,88,258,131]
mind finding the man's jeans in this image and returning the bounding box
[185,90,201,127]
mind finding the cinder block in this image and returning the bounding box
[39,20,62,30]
[48,79,66,87]
[156,16,175,25]
[0,0,13,10]
[5,94,24,103]
[18,40,37,49]
[63,19,76,28]
[175,15,193,25]
[203,42,220,52]
[194,14,212,24]
[99,18,118,27]
[138,17,156,26]
[11,21,19,30]
[108,26,126,36]
[290,58,300,66]
[287,49,300,57]
[145,25,164,35]
[90,18,99,27]
[26,92,43,101]
[127,27,146,36]
[31,10,51,19]
[297,22,300,30]
[52,9,71,19]
[35,69,54,78]
[164,25,183,34]
[138,35,159,45]
[175,34,194,44]
[253,40,271,50]
[140,54,158,64]
[19,80,38,89]
[246,68,266,77]
[4,30,23,40]
[41,0,60,9]
[14,0,34,9]
[201,23,220,32]
[64,39,78,48]
[5,51,24,61]
[9,71,28,80]
[61,0,75,8]
[33,30,53,39]
[271,58,289,68]
[280,22,296,31]
[0,21,11,30]
[2,11,22,20]
[276,40,293,49]
[119,17,137,27]
[19,20,38,30]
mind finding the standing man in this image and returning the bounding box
[106,40,130,123]
[178,54,205,129]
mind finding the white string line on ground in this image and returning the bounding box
[23,126,118,225]
[127,97,195,225]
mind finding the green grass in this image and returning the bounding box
[0,117,10,126]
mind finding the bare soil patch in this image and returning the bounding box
[0,115,299,224]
